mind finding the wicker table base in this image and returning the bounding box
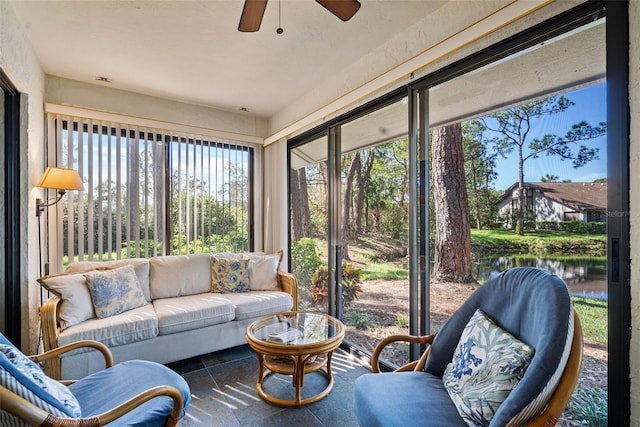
[246,312,345,407]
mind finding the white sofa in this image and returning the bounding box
[39,253,298,380]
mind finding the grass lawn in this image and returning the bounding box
[471,228,606,257]
[572,296,608,347]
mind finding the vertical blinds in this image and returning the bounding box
[45,113,252,273]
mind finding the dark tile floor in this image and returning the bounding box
[167,345,371,427]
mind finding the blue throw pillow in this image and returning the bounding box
[84,265,148,318]
[0,334,81,423]
[442,309,535,426]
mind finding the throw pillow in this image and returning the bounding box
[84,265,148,319]
[245,250,283,291]
[0,334,81,420]
[210,255,250,293]
[37,273,95,330]
[442,309,535,426]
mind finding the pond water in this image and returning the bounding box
[472,256,607,300]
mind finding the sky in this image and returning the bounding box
[490,82,607,190]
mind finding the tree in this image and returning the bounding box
[463,120,498,230]
[354,149,375,235]
[341,153,361,260]
[483,95,606,234]
[540,174,560,182]
[432,123,475,283]
[290,167,313,242]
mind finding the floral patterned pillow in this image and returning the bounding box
[84,265,148,318]
[210,255,250,293]
[442,309,535,426]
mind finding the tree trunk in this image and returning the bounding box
[342,153,361,260]
[432,124,476,283]
[355,150,375,235]
[516,144,525,234]
[290,168,312,242]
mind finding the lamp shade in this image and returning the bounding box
[37,167,84,191]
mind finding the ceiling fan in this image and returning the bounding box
[238,0,361,32]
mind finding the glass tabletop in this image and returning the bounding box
[248,312,344,346]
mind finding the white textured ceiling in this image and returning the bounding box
[10,0,445,118]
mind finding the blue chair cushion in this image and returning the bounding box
[69,360,190,426]
[354,371,467,427]
[424,267,573,425]
[0,333,81,419]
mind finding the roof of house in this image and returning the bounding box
[499,182,608,211]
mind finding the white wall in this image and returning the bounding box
[262,139,289,270]
[532,193,577,222]
[0,1,46,352]
[629,0,640,422]
[46,76,269,142]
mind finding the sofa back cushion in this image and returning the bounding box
[65,258,151,302]
[38,272,96,330]
[149,254,212,299]
[244,251,283,291]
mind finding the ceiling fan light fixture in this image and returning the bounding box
[238,0,361,32]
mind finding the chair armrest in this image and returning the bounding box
[371,334,436,373]
[31,338,114,381]
[40,296,62,352]
[39,296,63,378]
[527,310,584,426]
[278,271,298,311]
[1,385,51,426]
[1,384,184,427]
[30,340,114,368]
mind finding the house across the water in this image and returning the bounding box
[497,182,607,224]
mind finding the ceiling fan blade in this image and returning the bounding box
[316,0,361,22]
[238,0,268,32]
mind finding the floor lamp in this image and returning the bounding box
[36,167,84,303]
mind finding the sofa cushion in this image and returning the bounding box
[69,360,190,426]
[38,272,96,330]
[149,254,212,299]
[221,291,293,321]
[244,251,283,291]
[84,265,148,319]
[210,255,250,293]
[153,293,236,335]
[0,334,81,421]
[65,258,151,302]
[58,304,158,352]
[442,309,535,426]
[354,371,466,427]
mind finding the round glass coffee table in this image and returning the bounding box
[245,311,345,406]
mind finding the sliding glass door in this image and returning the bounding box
[337,98,414,364]
[288,5,611,388]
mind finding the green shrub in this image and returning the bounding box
[291,238,322,288]
[396,315,408,328]
[352,312,374,330]
[565,385,607,426]
[311,261,363,307]
[536,221,606,234]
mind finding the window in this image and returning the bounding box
[45,113,253,270]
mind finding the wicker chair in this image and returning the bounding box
[0,337,190,426]
[354,267,583,426]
